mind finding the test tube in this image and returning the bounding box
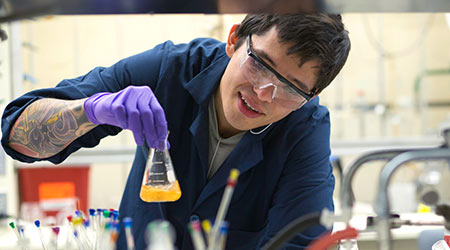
[97,209,103,229]
[216,221,229,250]
[202,220,212,240]
[73,231,86,250]
[89,209,97,231]
[123,217,136,250]
[103,210,111,225]
[112,210,120,222]
[98,222,113,250]
[52,227,60,250]
[209,169,239,249]
[109,222,120,249]
[9,222,21,242]
[66,215,74,248]
[188,220,206,250]
[75,210,83,218]
[73,217,91,249]
[34,220,49,250]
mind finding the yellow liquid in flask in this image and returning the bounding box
[140,142,182,203]
[140,181,182,202]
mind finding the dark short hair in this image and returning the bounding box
[235,14,351,93]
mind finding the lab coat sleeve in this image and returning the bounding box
[257,115,335,249]
[1,41,170,164]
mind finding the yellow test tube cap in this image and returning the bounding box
[202,220,212,233]
[72,217,83,226]
[229,169,240,181]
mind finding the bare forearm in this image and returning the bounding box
[8,98,97,158]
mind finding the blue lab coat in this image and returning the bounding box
[1,38,334,249]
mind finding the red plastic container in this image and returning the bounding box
[18,166,90,216]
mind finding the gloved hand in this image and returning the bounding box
[84,85,168,150]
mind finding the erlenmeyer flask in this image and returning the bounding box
[140,135,181,202]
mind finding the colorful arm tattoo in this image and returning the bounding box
[8,98,97,158]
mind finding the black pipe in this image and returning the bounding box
[261,212,322,250]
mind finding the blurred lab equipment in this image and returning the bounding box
[188,220,206,250]
[338,239,359,250]
[260,209,360,250]
[140,134,181,202]
[9,221,29,250]
[375,148,450,250]
[184,169,239,250]
[34,220,49,250]
[433,240,450,250]
[146,220,176,250]
[339,149,412,222]
[50,226,60,250]
[416,162,445,206]
[123,217,136,250]
[308,226,358,250]
[373,126,450,250]
[418,229,445,250]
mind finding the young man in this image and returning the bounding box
[2,14,350,249]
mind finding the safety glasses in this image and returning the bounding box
[240,35,317,109]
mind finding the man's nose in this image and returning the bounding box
[253,83,277,103]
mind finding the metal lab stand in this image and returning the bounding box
[339,149,412,221]
[374,133,450,250]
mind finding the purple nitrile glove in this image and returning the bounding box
[84,86,168,150]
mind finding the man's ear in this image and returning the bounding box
[226,24,240,57]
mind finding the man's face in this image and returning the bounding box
[215,26,320,137]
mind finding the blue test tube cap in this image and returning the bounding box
[89,208,96,216]
[123,217,133,228]
[75,210,82,217]
[112,211,119,220]
[219,221,228,234]
[34,220,40,228]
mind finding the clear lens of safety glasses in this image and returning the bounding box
[240,52,307,109]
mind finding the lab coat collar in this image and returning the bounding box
[192,132,264,211]
[185,52,272,210]
[187,54,230,181]
[184,54,229,106]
